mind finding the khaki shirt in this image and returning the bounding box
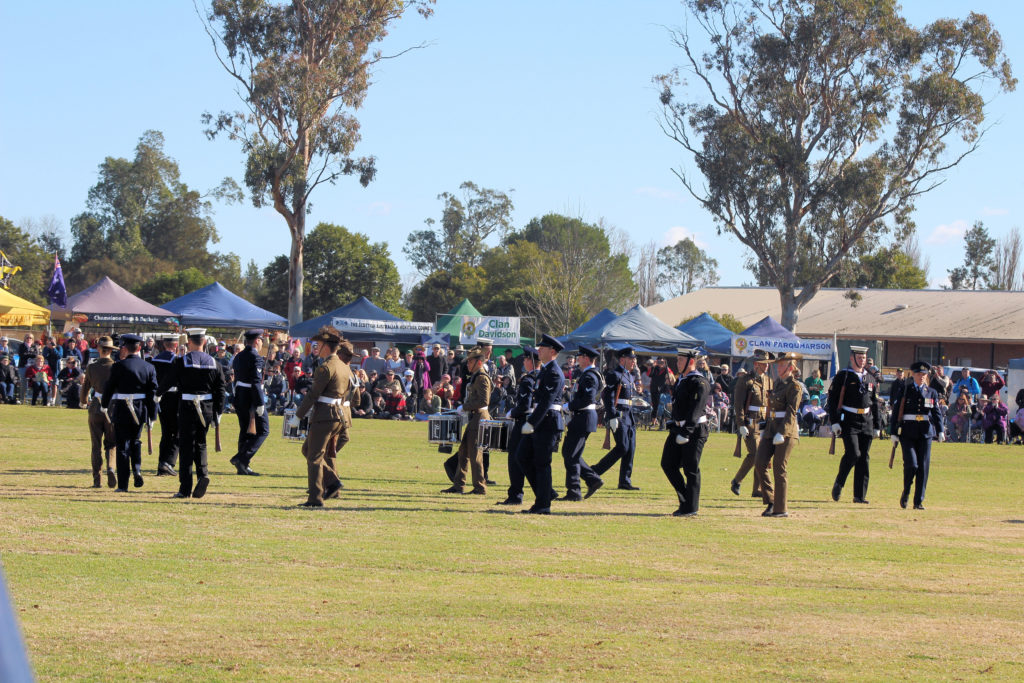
[733,371,770,425]
[463,371,492,413]
[297,353,353,427]
[767,377,805,438]
[80,357,114,414]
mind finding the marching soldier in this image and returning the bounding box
[159,329,225,499]
[496,345,540,506]
[295,326,354,508]
[443,337,496,485]
[827,345,882,504]
[558,343,604,501]
[754,352,804,517]
[890,361,945,510]
[80,335,117,488]
[230,329,268,476]
[593,347,640,490]
[442,346,492,495]
[149,333,180,477]
[517,334,566,514]
[730,349,773,498]
[662,348,712,516]
[100,334,158,492]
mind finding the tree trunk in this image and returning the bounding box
[288,213,305,327]
[779,290,800,331]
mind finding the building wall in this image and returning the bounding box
[884,340,1024,370]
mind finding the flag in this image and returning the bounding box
[829,332,839,379]
[47,254,67,308]
[420,332,450,348]
[0,249,20,290]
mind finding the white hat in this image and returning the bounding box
[185,328,207,337]
[403,369,414,376]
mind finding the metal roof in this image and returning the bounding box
[647,287,1024,343]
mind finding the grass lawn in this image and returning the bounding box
[1,405,1022,681]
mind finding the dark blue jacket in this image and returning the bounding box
[826,368,882,434]
[100,354,158,421]
[509,369,538,422]
[890,380,943,440]
[567,365,601,433]
[527,359,565,432]
[231,346,265,407]
[672,371,711,439]
[602,366,634,424]
[161,351,226,416]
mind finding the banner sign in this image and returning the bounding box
[86,313,179,325]
[331,317,433,336]
[731,334,833,360]
[459,315,520,345]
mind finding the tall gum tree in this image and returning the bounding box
[198,0,433,325]
[657,0,1014,329]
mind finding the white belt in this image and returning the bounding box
[112,393,146,400]
[92,393,104,402]
[576,404,598,411]
[317,396,349,406]
[747,407,764,413]
[235,381,253,388]
[773,411,787,418]
[616,399,633,406]
[672,416,707,426]
[902,414,929,422]
[181,393,213,401]
[842,406,870,415]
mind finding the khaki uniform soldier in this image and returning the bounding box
[730,349,773,498]
[295,326,354,508]
[754,352,805,518]
[442,346,492,494]
[80,336,118,488]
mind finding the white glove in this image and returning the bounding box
[100,407,108,418]
[891,435,899,444]
[256,405,265,417]
[738,425,749,438]
[154,395,161,405]
[214,414,221,426]
[830,423,841,436]
[938,433,945,443]
[675,434,689,445]
[772,433,785,445]
[608,418,619,432]
[872,429,880,438]
[521,422,534,435]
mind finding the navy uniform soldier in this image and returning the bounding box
[100,334,158,492]
[159,329,225,499]
[496,345,540,506]
[79,335,118,488]
[890,361,945,510]
[149,333,180,477]
[662,348,712,516]
[558,343,604,501]
[442,346,492,494]
[827,345,882,504]
[730,349,774,498]
[295,326,354,508]
[517,334,566,514]
[230,329,269,476]
[754,352,805,517]
[593,347,640,490]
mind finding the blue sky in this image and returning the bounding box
[2,1,1021,293]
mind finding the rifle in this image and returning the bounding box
[146,420,153,456]
[889,382,909,469]
[733,375,754,458]
[214,417,222,452]
[829,376,848,456]
[602,380,623,450]
[247,409,257,435]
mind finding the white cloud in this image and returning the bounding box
[635,186,684,202]
[925,219,969,245]
[982,206,1009,216]
[367,201,392,216]
[661,225,707,248]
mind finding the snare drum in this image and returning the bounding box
[477,418,513,452]
[428,413,463,444]
[281,407,309,441]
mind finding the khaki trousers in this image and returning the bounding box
[754,433,797,514]
[454,411,489,490]
[733,425,764,495]
[303,419,344,504]
[87,406,115,475]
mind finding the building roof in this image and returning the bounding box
[648,287,1024,343]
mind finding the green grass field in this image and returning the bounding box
[1,405,1022,681]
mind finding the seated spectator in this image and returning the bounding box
[265,364,288,414]
[805,368,825,399]
[800,395,827,435]
[711,382,730,429]
[381,385,407,419]
[970,394,988,436]
[980,369,1005,400]
[1009,402,1024,444]
[983,394,1008,444]
[288,370,313,409]
[379,369,403,399]
[434,374,454,409]
[949,392,972,442]
[352,383,374,418]
[452,375,463,406]
[26,354,52,406]
[57,356,83,409]
[421,387,441,415]
[0,354,17,404]
[402,368,415,396]
[951,368,981,402]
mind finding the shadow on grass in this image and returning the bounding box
[1004,519,1024,524]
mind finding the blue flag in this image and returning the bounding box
[47,254,67,308]
[420,332,450,348]
[829,332,839,379]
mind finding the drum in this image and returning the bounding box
[281,407,309,441]
[428,414,463,445]
[478,418,513,452]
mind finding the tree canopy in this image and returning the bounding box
[200,0,433,325]
[656,237,719,297]
[947,221,996,290]
[657,0,1015,328]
